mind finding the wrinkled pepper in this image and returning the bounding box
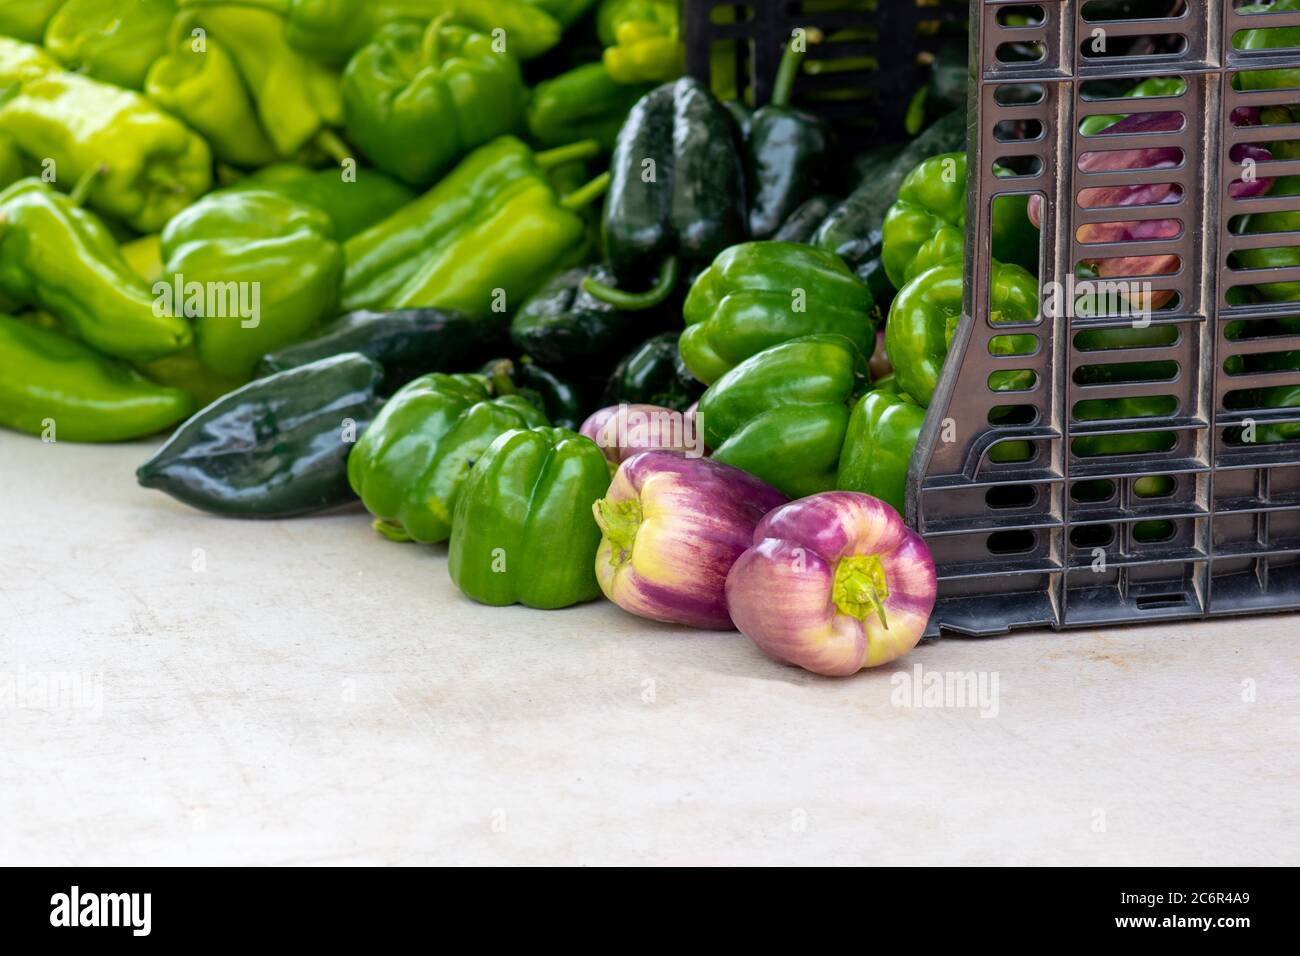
[0,2,65,43]
[43,0,176,90]
[348,372,548,544]
[160,190,344,378]
[698,333,869,499]
[511,263,666,367]
[178,4,344,158]
[680,241,874,385]
[588,77,746,304]
[343,136,606,318]
[0,178,191,361]
[342,20,526,188]
[527,63,653,151]
[257,308,505,390]
[835,389,926,515]
[745,31,832,240]
[0,50,213,232]
[218,163,415,241]
[480,356,587,430]
[603,331,703,411]
[0,314,195,442]
[145,32,278,168]
[885,260,1039,408]
[137,353,385,518]
[882,151,1039,290]
[448,426,611,609]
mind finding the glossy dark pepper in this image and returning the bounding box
[602,332,703,412]
[136,353,385,518]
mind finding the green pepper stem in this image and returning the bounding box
[832,554,891,630]
[559,171,611,211]
[422,13,452,63]
[536,140,601,169]
[593,496,642,566]
[315,129,353,166]
[771,27,821,107]
[581,256,679,311]
[483,360,516,398]
[69,165,107,207]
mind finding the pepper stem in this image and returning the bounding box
[559,171,611,211]
[316,129,353,166]
[69,165,107,207]
[422,13,452,63]
[536,140,601,169]
[771,27,821,108]
[482,359,516,398]
[582,257,679,311]
[832,554,891,630]
[593,496,642,566]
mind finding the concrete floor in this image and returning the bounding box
[1,430,1297,865]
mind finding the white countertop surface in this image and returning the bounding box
[2,430,1297,866]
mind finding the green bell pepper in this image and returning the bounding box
[137,353,385,518]
[0,130,24,189]
[43,0,176,90]
[0,314,195,442]
[0,58,213,232]
[598,0,681,84]
[0,35,59,85]
[0,1,66,43]
[836,388,926,515]
[448,426,611,609]
[698,333,869,498]
[881,152,1038,289]
[885,260,1039,409]
[0,178,192,361]
[145,33,278,168]
[342,136,603,315]
[1078,75,1187,136]
[680,240,875,385]
[342,20,527,187]
[348,372,548,544]
[1235,0,1300,92]
[527,63,653,151]
[602,331,702,411]
[178,4,344,158]
[160,190,344,379]
[218,163,415,241]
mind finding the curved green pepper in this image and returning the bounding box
[0,1,66,43]
[145,33,278,168]
[602,331,702,411]
[597,0,682,83]
[178,4,344,158]
[0,63,212,233]
[160,190,344,379]
[137,353,385,517]
[343,136,604,317]
[698,333,869,499]
[527,63,653,152]
[448,426,611,609]
[0,314,195,442]
[885,260,1039,408]
[342,20,527,187]
[348,373,548,544]
[43,0,176,90]
[218,163,415,241]
[680,240,874,385]
[836,388,926,515]
[0,178,191,362]
[881,152,1038,289]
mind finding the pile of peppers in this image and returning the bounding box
[12,1,1292,678]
